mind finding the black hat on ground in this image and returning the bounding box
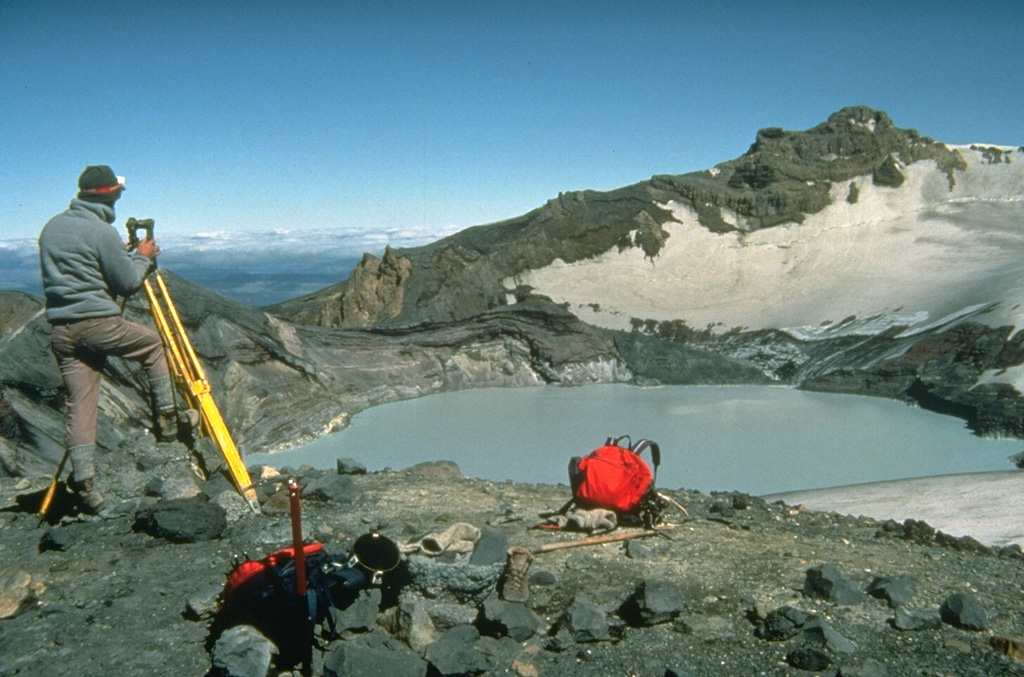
[78,165,125,203]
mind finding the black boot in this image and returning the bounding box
[69,478,105,514]
[154,408,199,443]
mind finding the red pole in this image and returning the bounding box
[288,479,307,597]
[288,478,311,675]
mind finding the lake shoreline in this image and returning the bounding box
[247,384,1021,496]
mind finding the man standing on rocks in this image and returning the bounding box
[38,165,178,513]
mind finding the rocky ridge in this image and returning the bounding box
[263,107,979,329]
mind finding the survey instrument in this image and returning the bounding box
[127,217,261,513]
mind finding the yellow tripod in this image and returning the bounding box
[128,218,261,513]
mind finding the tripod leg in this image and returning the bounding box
[39,447,71,517]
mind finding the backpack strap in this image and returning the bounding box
[610,435,632,449]
[307,567,338,640]
[631,439,660,484]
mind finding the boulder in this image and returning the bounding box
[423,624,491,676]
[618,579,686,627]
[480,598,544,642]
[323,631,427,677]
[804,563,867,604]
[133,495,227,542]
[866,575,916,608]
[209,624,277,677]
[892,607,943,631]
[755,606,811,641]
[0,568,44,619]
[940,591,990,630]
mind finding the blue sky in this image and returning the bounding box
[1,0,1021,242]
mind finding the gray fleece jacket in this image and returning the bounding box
[38,199,155,323]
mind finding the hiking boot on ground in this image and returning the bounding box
[154,408,200,443]
[500,546,534,603]
[69,478,105,514]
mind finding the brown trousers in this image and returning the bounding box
[50,316,170,479]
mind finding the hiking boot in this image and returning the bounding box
[154,408,200,443]
[500,546,534,603]
[154,411,178,442]
[69,478,105,514]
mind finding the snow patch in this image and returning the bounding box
[511,157,1024,339]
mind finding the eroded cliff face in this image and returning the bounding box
[269,247,412,328]
[0,276,775,478]
[5,279,1024,482]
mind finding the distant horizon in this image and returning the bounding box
[3,2,1022,241]
[0,231,377,307]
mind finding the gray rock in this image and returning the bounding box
[866,575,916,607]
[394,595,438,652]
[468,529,508,566]
[755,606,811,641]
[212,489,251,523]
[405,556,502,605]
[133,495,227,542]
[184,585,224,621]
[873,154,905,187]
[401,593,478,632]
[39,524,90,552]
[210,624,277,677]
[143,468,201,500]
[402,460,464,479]
[0,568,42,619]
[336,457,366,475]
[201,471,235,499]
[804,563,868,604]
[940,591,990,630]
[323,631,427,677]
[892,607,943,631]
[423,624,490,676]
[560,596,610,643]
[802,617,857,654]
[481,597,544,641]
[303,474,359,503]
[786,646,831,671]
[624,537,661,560]
[618,580,686,627]
[330,588,381,633]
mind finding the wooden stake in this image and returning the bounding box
[531,527,669,554]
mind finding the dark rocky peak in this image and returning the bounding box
[736,105,965,187]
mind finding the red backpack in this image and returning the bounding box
[568,436,665,526]
[209,543,337,668]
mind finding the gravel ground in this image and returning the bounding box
[1,434,1023,676]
